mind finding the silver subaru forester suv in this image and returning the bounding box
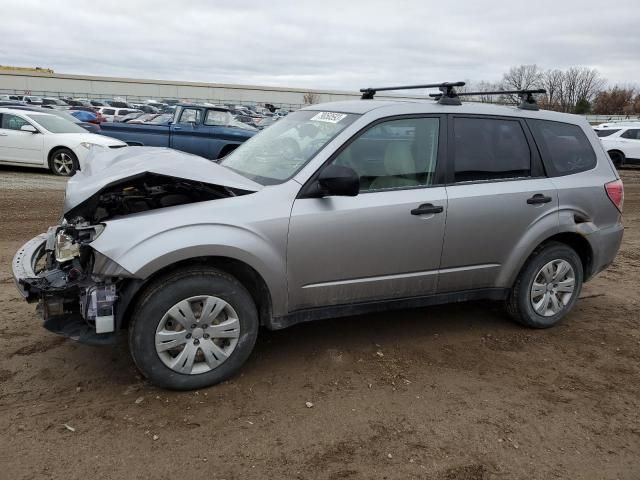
[13,85,624,390]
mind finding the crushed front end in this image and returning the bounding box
[12,223,121,344]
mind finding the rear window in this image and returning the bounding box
[452,117,531,182]
[528,120,596,175]
[596,129,619,137]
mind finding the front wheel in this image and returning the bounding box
[506,242,583,328]
[129,267,259,390]
[48,148,79,176]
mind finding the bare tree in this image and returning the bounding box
[303,92,320,105]
[540,69,564,110]
[501,64,543,104]
[557,67,605,113]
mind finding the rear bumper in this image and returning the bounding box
[585,222,624,280]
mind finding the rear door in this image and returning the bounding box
[0,113,44,165]
[287,115,448,311]
[438,115,558,292]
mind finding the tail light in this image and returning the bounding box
[605,179,624,213]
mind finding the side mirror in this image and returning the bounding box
[20,124,38,133]
[317,164,360,197]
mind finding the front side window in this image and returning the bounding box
[1,114,31,131]
[453,117,531,182]
[179,108,202,124]
[528,119,596,175]
[621,129,640,140]
[221,110,358,185]
[332,117,440,191]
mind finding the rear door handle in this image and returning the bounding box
[0,132,8,136]
[411,203,444,215]
[527,194,552,205]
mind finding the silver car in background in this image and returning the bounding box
[13,93,624,390]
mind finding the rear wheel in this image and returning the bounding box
[129,267,259,390]
[506,242,583,328]
[608,150,625,168]
[48,148,78,176]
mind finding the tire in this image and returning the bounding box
[506,242,583,328]
[129,266,259,390]
[608,150,625,168]
[48,148,79,176]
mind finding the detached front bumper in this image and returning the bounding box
[12,233,49,301]
[12,231,119,345]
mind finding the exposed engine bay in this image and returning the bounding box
[15,173,252,343]
[65,172,250,223]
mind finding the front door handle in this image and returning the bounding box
[527,194,552,205]
[411,203,444,215]
[0,132,8,136]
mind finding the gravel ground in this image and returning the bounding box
[1,165,639,480]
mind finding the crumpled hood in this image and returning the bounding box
[64,146,262,212]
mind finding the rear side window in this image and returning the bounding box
[452,117,531,182]
[528,120,596,175]
[596,129,619,137]
[621,129,640,140]
[102,108,115,115]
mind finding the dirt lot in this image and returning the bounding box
[1,166,639,480]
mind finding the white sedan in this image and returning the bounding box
[0,108,127,176]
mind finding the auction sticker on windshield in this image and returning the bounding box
[311,112,348,123]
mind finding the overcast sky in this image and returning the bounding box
[1,0,638,92]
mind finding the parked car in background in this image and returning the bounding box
[99,103,256,159]
[0,108,125,175]
[64,98,94,107]
[3,104,102,134]
[97,107,140,122]
[41,97,70,109]
[595,123,640,167]
[70,109,97,123]
[19,96,44,105]
[90,99,108,107]
[118,111,146,123]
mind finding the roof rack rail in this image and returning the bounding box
[359,82,465,104]
[429,88,547,110]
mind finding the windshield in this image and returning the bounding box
[27,114,87,133]
[221,110,358,184]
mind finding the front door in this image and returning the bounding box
[287,116,448,311]
[438,115,559,292]
[170,107,210,158]
[0,113,44,165]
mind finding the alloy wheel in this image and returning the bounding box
[52,152,75,175]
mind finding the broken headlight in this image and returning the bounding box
[54,225,105,263]
[54,231,80,262]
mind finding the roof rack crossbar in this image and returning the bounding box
[429,88,547,110]
[360,81,465,100]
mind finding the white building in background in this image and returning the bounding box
[0,68,427,109]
